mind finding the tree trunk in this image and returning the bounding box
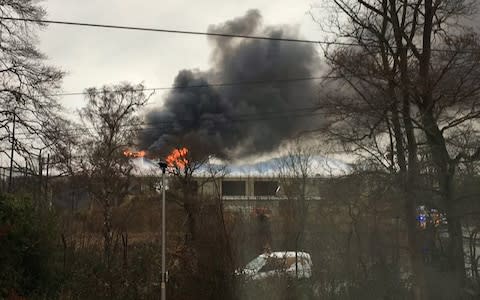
[421,105,466,290]
[184,202,196,243]
[183,180,199,243]
[385,4,430,296]
[103,198,113,267]
[413,0,466,293]
[404,188,429,300]
[389,95,428,300]
[389,83,429,300]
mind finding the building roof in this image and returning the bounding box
[131,155,351,178]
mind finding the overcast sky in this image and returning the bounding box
[38,0,325,113]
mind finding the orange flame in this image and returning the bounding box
[123,150,146,158]
[166,147,189,169]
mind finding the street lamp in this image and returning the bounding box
[158,161,168,300]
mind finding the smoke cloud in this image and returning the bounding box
[141,9,322,159]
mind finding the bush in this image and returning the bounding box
[236,277,314,300]
[0,194,61,298]
[61,242,163,300]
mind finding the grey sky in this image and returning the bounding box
[38,0,324,113]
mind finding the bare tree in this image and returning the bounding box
[313,0,480,297]
[163,149,238,299]
[276,139,316,277]
[316,2,430,295]
[77,83,148,265]
[0,1,69,187]
[163,146,208,244]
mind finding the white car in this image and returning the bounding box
[238,251,313,280]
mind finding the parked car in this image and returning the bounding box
[237,251,313,280]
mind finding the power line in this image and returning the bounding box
[136,110,326,129]
[0,16,356,46]
[2,17,480,54]
[11,106,328,140]
[52,76,333,98]
[32,67,480,100]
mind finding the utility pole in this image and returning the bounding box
[38,150,43,208]
[8,113,16,193]
[46,153,50,208]
[158,161,168,300]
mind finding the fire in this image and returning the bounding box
[166,147,189,169]
[123,149,146,158]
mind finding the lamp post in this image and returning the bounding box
[158,161,168,300]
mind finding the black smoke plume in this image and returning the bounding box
[141,9,322,159]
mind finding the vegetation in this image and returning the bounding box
[0,194,61,299]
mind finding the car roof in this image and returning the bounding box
[259,251,311,259]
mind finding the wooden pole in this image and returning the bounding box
[8,113,16,193]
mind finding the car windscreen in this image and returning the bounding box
[245,256,266,271]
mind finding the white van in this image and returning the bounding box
[238,251,313,280]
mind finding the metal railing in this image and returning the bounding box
[221,195,322,201]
